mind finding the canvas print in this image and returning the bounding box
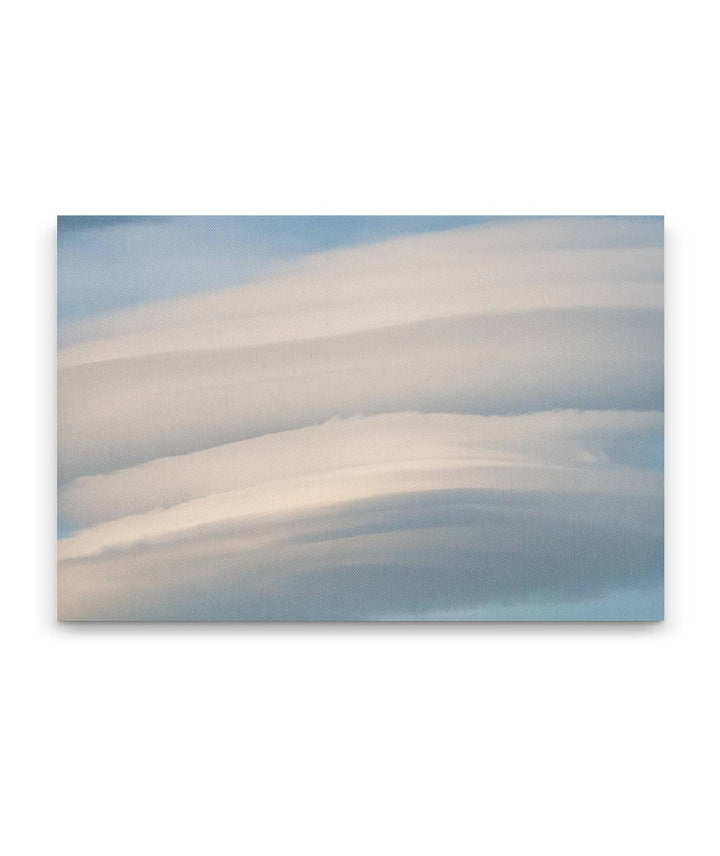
[57,216,664,621]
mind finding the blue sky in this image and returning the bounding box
[57,215,493,320]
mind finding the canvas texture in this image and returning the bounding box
[57,216,664,621]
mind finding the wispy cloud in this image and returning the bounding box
[58,217,663,620]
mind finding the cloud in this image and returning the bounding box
[58,409,663,619]
[60,409,662,533]
[57,308,662,481]
[58,487,663,621]
[57,217,664,620]
[59,216,662,359]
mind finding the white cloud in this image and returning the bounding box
[57,217,664,620]
[59,408,664,559]
[59,217,662,364]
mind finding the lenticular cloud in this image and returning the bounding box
[57,216,664,621]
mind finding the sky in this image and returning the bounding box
[57,216,664,620]
[57,216,493,321]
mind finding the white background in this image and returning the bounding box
[2,1,718,854]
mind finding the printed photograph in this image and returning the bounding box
[57,216,664,621]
